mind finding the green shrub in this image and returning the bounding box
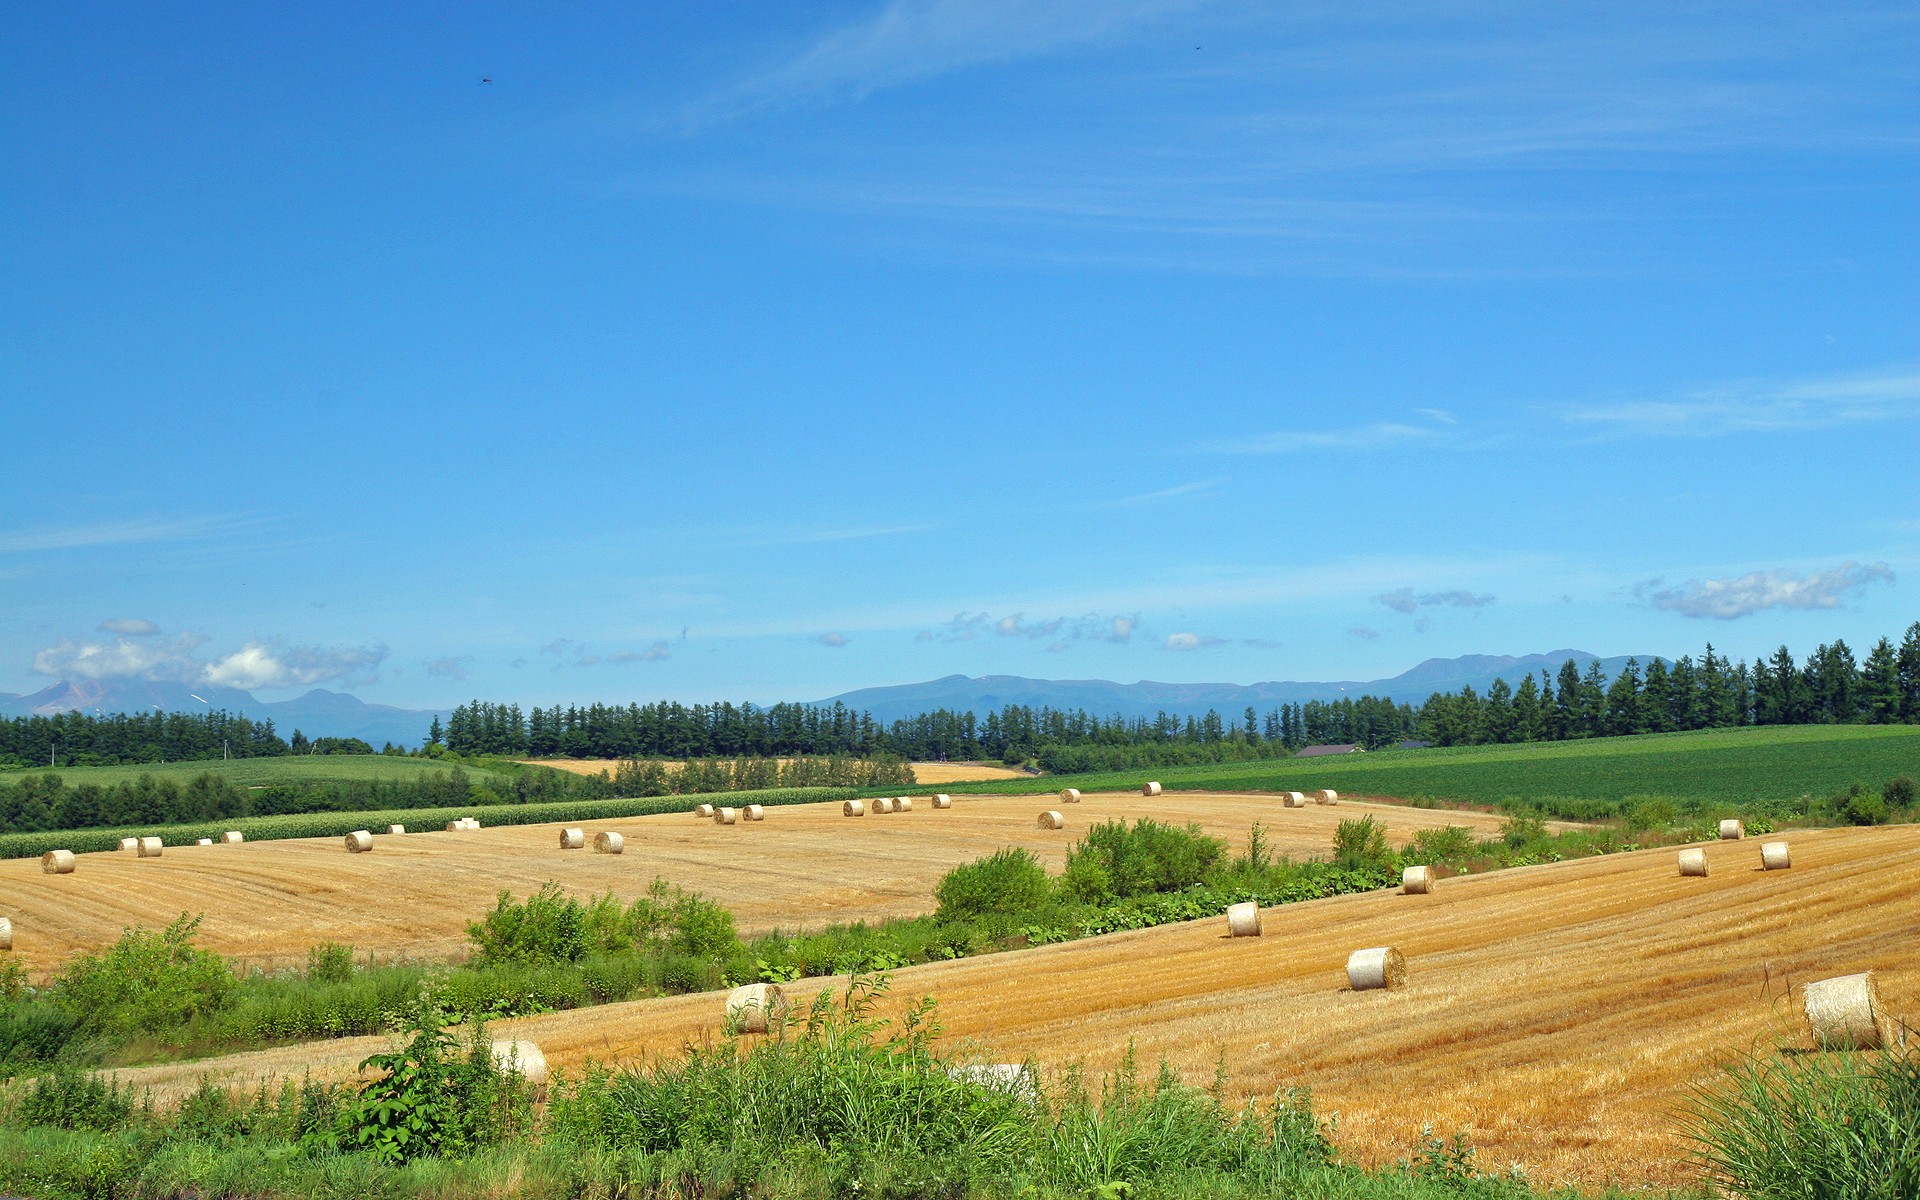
[1884,775,1917,812]
[1061,819,1223,905]
[935,848,1052,921]
[1332,816,1395,872]
[54,913,236,1040]
[325,1007,531,1165]
[468,883,626,966]
[1404,824,1477,866]
[306,942,357,985]
[629,878,738,960]
[19,1062,134,1131]
[1836,783,1890,826]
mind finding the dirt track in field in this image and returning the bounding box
[0,791,1527,974]
[103,825,1920,1190]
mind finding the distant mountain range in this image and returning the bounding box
[0,679,447,749]
[814,649,1657,722]
[2,649,1659,744]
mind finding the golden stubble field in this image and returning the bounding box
[106,824,1920,1190]
[0,791,1533,974]
[519,760,1031,783]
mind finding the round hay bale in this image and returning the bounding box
[896,796,914,813]
[560,827,586,850]
[1401,865,1434,895]
[118,837,139,852]
[1677,848,1709,877]
[1346,946,1406,991]
[1037,809,1065,830]
[0,917,11,951]
[1802,972,1890,1051]
[843,799,866,817]
[136,836,163,858]
[745,804,765,821]
[1318,789,1339,805]
[1060,788,1082,803]
[874,797,896,814]
[1283,791,1306,808]
[489,1038,549,1086]
[1760,840,1790,870]
[715,807,739,825]
[1719,819,1745,840]
[221,831,244,844]
[344,830,374,853]
[445,819,464,832]
[41,849,76,875]
[593,831,624,854]
[387,824,407,836]
[465,818,482,830]
[695,804,715,819]
[1225,901,1261,937]
[727,982,786,1033]
[195,838,213,846]
[1143,781,1162,797]
[932,794,952,809]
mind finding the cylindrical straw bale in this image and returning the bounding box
[874,796,896,814]
[726,982,786,1033]
[1402,865,1434,895]
[490,1038,549,1085]
[745,804,765,821]
[1318,789,1339,805]
[41,850,76,875]
[0,917,11,950]
[1283,791,1306,808]
[387,824,407,836]
[933,794,952,809]
[560,827,586,849]
[1802,972,1889,1051]
[843,799,866,817]
[1346,946,1406,991]
[221,831,244,844]
[118,837,139,852]
[715,807,738,825]
[1677,848,1709,877]
[1143,781,1162,797]
[445,820,464,832]
[195,838,213,846]
[1060,788,1082,803]
[1225,901,1261,937]
[695,804,715,819]
[344,830,374,853]
[1037,809,1065,830]
[461,818,481,830]
[1719,819,1745,840]
[136,837,163,858]
[1760,840,1790,870]
[593,831,624,854]
[896,796,914,812]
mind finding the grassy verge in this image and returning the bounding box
[0,754,517,790]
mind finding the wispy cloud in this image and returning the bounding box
[1372,588,1496,614]
[917,610,1138,644]
[1641,561,1895,620]
[764,523,934,545]
[1083,479,1225,510]
[0,515,252,554]
[541,637,671,666]
[1164,631,1225,651]
[426,656,475,681]
[97,618,160,637]
[1348,626,1380,641]
[814,631,851,647]
[606,642,673,663]
[1206,422,1444,455]
[1564,369,1920,438]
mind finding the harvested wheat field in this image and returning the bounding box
[0,792,1531,974]
[111,824,1920,1190]
[516,759,1029,783]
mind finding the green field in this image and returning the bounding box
[924,725,1920,818]
[0,754,512,790]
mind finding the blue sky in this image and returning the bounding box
[3,1,1916,707]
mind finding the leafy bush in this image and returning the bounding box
[629,877,739,960]
[1884,774,1917,812]
[468,884,628,966]
[54,913,236,1040]
[19,1062,134,1132]
[1404,824,1477,866]
[1332,816,1395,873]
[325,1006,531,1165]
[306,942,357,985]
[1061,819,1223,905]
[935,848,1052,922]
[1836,783,1890,826]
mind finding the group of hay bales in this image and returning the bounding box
[1677,823,1793,876]
[554,826,625,853]
[842,794,954,818]
[34,828,254,873]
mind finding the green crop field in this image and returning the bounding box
[926,725,1920,818]
[0,754,512,790]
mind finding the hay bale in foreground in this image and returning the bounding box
[715,807,739,825]
[344,830,374,853]
[843,799,866,817]
[1060,788,1082,803]
[387,824,407,836]
[1346,946,1406,991]
[593,831,624,855]
[695,803,715,819]
[195,838,213,846]
[1283,791,1306,808]
[933,794,952,809]
[221,831,244,844]
[1719,819,1745,840]
[1318,789,1339,805]
[1225,901,1261,937]
[873,797,896,814]
[136,837,163,858]
[1803,972,1890,1051]
[560,827,585,850]
[1677,848,1709,877]
[41,850,76,875]
[896,796,914,812]
[118,837,139,852]
[1760,840,1791,871]
[0,917,11,951]
[490,1039,549,1086]
[445,820,463,832]
[726,982,786,1033]
[745,804,765,821]
[1402,865,1434,895]
[1143,781,1162,797]
[1037,809,1065,830]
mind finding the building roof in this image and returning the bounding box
[1295,743,1363,757]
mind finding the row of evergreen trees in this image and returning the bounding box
[1416,628,1920,746]
[0,710,293,770]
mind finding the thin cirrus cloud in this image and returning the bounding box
[1373,588,1496,614]
[97,618,161,636]
[426,655,476,681]
[1563,369,1920,439]
[1205,422,1444,455]
[540,637,672,667]
[1164,632,1225,651]
[815,631,851,647]
[1641,561,1895,620]
[1083,479,1225,510]
[919,611,1137,644]
[0,514,254,555]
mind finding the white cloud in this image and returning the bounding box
[33,635,202,682]
[98,618,160,636]
[606,642,674,664]
[1084,479,1225,510]
[1164,632,1225,651]
[1373,588,1496,614]
[815,631,851,647]
[1643,561,1895,620]
[202,642,388,690]
[0,515,251,554]
[1209,422,1444,455]
[1565,369,1920,438]
[919,609,1137,644]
